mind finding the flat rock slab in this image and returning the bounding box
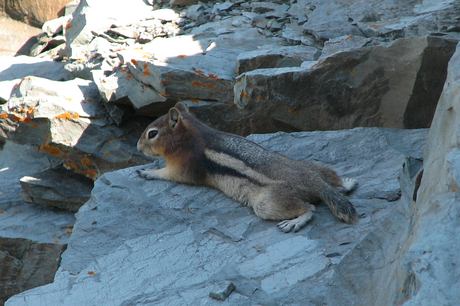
[6,127,428,305]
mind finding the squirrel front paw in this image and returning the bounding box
[137,169,163,180]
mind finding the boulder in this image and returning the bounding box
[234,35,460,131]
[401,41,460,305]
[0,140,75,304]
[0,76,152,180]
[5,127,429,305]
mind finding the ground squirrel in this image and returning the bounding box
[137,102,358,232]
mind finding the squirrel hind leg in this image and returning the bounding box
[340,177,358,193]
[277,208,314,233]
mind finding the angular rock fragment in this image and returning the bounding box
[20,165,93,213]
[234,50,386,131]
[209,281,235,301]
[237,45,320,74]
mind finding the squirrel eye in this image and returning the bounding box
[147,130,158,139]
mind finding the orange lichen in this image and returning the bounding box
[54,112,72,120]
[257,95,263,101]
[167,75,172,79]
[12,211,22,213]
[27,106,36,116]
[32,123,38,128]
[177,55,186,58]
[64,231,72,235]
[188,98,200,103]
[236,78,242,83]
[143,62,148,69]
[84,170,97,179]
[204,83,217,89]
[194,70,204,75]
[344,35,354,41]
[0,113,8,119]
[120,68,127,73]
[81,157,92,166]
[87,99,92,102]
[126,74,134,79]
[67,225,74,229]
[161,80,169,84]
[0,211,4,214]
[191,81,203,87]
[104,152,109,157]
[350,69,356,76]
[160,92,171,97]
[54,240,61,243]
[41,145,62,156]
[208,74,219,81]
[142,69,150,77]
[23,117,32,124]
[241,92,248,98]
[131,59,138,65]
[11,115,23,122]
[88,271,96,275]
[288,109,300,115]
[310,60,323,69]
[64,162,77,171]
[65,22,71,30]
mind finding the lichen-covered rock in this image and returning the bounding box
[0,76,152,180]
[0,140,75,304]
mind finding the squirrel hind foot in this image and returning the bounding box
[277,211,313,233]
[341,178,358,193]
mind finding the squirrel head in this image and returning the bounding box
[137,102,194,159]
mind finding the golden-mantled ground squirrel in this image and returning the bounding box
[137,102,358,232]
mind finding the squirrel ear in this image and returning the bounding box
[168,108,181,129]
[174,102,190,113]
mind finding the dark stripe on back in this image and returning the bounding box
[203,155,265,186]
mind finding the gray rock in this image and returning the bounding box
[250,2,280,13]
[234,35,459,131]
[0,76,153,180]
[42,15,72,37]
[281,23,305,45]
[209,281,235,301]
[0,56,72,102]
[64,0,157,59]
[184,101,300,136]
[234,51,386,131]
[5,127,428,305]
[211,2,234,14]
[4,76,108,126]
[20,165,93,213]
[92,67,167,111]
[401,40,460,306]
[403,34,460,128]
[321,35,372,59]
[237,45,320,74]
[0,140,75,304]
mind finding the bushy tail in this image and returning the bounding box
[320,184,358,224]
